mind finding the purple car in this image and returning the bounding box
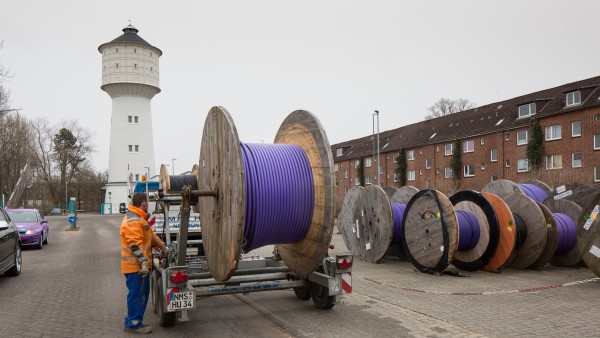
[6,209,49,250]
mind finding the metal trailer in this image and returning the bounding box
[150,187,353,327]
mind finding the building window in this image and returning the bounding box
[444,167,453,179]
[344,169,348,179]
[393,152,399,163]
[135,145,139,153]
[436,145,439,152]
[128,145,133,153]
[425,158,432,169]
[334,163,339,172]
[480,138,485,145]
[505,132,509,141]
[135,174,140,181]
[517,130,528,145]
[491,175,498,181]
[444,143,453,156]
[572,121,581,137]
[407,171,416,181]
[419,149,422,155]
[518,102,536,118]
[150,67,153,71]
[566,91,581,107]
[336,148,344,157]
[116,63,119,68]
[355,177,360,186]
[490,149,498,162]
[464,164,475,177]
[134,64,137,68]
[365,157,372,168]
[594,134,600,150]
[546,154,563,170]
[355,160,360,169]
[128,115,132,124]
[407,150,415,160]
[572,152,582,168]
[505,160,510,167]
[595,166,600,182]
[134,116,139,124]
[517,159,529,172]
[419,170,423,176]
[393,172,400,182]
[463,140,474,153]
[545,125,562,141]
[365,176,372,185]
[379,165,383,175]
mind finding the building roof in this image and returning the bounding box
[98,24,162,55]
[332,75,600,162]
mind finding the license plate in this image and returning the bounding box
[166,289,195,311]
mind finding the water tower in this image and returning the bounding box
[98,24,161,213]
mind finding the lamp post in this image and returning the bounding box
[373,110,380,185]
[144,166,150,194]
[172,158,176,175]
[65,181,68,210]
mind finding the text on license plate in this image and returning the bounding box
[166,290,195,311]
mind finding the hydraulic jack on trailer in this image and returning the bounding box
[150,185,353,327]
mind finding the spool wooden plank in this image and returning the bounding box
[528,202,557,270]
[191,164,200,213]
[274,110,334,278]
[547,183,600,212]
[338,186,363,255]
[402,189,457,273]
[543,198,583,267]
[577,195,600,277]
[482,179,523,200]
[383,187,398,199]
[391,186,419,205]
[450,190,499,271]
[352,185,393,263]
[159,164,171,192]
[481,192,517,271]
[198,106,245,282]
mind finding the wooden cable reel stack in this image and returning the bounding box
[338,185,418,263]
[198,106,334,282]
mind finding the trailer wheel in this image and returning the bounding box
[293,284,311,300]
[151,269,159,315]
[309,283,335,309]
[157,279,177,327]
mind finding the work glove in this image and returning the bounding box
[160,246,169,256]
[139,261,150,278]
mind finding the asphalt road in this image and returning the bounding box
[1,213,599,337]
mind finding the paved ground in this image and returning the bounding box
[1,213,599,337]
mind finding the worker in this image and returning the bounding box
[120,192,168,334]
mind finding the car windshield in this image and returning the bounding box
[7,211,38,222]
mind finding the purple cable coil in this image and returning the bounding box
[391,203,406,245]
[552,213,577,254]
[519,184,548,203]
[455,210,481,251]
[240,143,314,252]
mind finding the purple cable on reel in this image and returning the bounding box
[519,184,548,203]
[455,210,481,251]
[241,143,315,252]
[391,203,407,245]
[553,213,577,254]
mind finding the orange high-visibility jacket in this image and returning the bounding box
[120,205,165,274]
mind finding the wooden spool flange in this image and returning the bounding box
[338,186,364,256]
[528,202,557,270]
[402,189,457,273]
[543,198,583,267]
[449,190,500,271]
[547,183,600,214]
[352,185,393,263]
[482,180,547,269]
[578,196,600,277]
[480,192,517,271]
[390,186,419,205]
[198,107,334,281]
[274,109,335,279]
[521,179,553,195]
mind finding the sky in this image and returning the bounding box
[2,0,600,175]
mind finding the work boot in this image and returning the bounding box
[124,324,152,334]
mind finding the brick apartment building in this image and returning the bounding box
[332,75,600,202]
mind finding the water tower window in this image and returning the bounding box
[116,63,119,68]
[128,116,132,124]
[134,48,136,53]
[134,116,139,124]
[116,48,118,52]
[150,67,153,71]
[135,145,139,152]
[134,64,137,68]
[128,145,133,153]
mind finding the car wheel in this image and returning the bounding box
[43,230,48,245]
[5,244,22,276]
[37,234,43,250]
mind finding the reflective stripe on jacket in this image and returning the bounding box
[120,205,165,274]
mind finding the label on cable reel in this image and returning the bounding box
[365,243,371,251]
[554,190,573,200]
[589,245,600,258]
[583,205,599,231]
[355,220,360,238]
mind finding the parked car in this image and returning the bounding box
[50,208,62,215]
[6,209,48,250]
[0,208,22,276]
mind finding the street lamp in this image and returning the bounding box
[373,110,380,185]
[172,158,176,175]
[144,166,150,194]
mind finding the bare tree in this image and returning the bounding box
[425,98,476,120]
[0,41,13,112]
[0,112,33,205]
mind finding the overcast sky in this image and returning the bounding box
[2,1,599,175]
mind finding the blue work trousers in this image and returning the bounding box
[124,272,150,329]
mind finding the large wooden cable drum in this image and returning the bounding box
[543,198,583,267]
[352,185,393,263]
[338,186,364,256]
[480,192,517,271]
[578,195,600,277]
[198,107,334,282]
